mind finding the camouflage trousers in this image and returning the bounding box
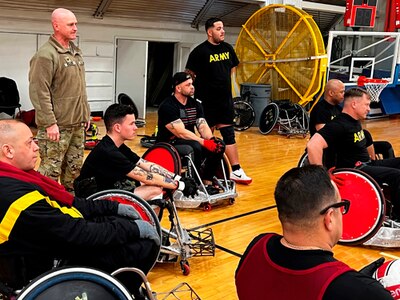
[36,126,85,192]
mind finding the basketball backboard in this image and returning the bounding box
[326,31,400,86]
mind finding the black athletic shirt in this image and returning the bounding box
[157,95,205,143]
[309,99,342,136]
[186,40,239,106]
[317,113,370,168]
[78,135,140,191]
[236,234,392,300]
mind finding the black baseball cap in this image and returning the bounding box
[173,72,191,87]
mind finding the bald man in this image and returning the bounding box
[29,8,90,192]
[309,79,345,136]
[0,119,159,297]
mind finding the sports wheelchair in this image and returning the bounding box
[259,100,309,137]
[89,189,215,276]
[1,266,200,300]
[297,150,400,247]
[143,142,237,211]
[0,191,204,299]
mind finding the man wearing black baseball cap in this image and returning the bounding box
[157,72,225,185]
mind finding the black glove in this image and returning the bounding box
[134,220,160,246]
[359,257,385,277]
[177,177,198,198]
[210,137,226,154]
[117,203,141,220]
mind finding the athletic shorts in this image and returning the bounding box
[202,97,234,127]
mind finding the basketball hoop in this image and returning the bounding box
[357,76,389,102]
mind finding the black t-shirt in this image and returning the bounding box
[309,99,343,136]
[318,113,370,168]
[237,234,392,300]
[79,135,140,191]
[157,95,205,142]
[186,40,239,106]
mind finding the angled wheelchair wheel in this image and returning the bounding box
[293,103,310,132]
[87,190,161,269]
[117,93,139,120]
[142,142,182,174]
[332,168,386,245]
[16,267,133,300]
[233,99,255,131]
[259,102,279,135]
[297,152,309,167]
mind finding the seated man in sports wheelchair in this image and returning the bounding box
[0,119,160,299]
[157,72,226,192]
[307,87,400,221]
[74,103,198,217]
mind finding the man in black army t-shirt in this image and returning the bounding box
[307,88,400,218]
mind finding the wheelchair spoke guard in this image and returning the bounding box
[259,102,279,135]
[333,168,386,245]
[233,100,255,131]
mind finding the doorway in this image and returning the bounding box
[147,42,175,108]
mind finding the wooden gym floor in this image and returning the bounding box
[87,110,400,300]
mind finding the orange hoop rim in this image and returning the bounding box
[357,75,389,86]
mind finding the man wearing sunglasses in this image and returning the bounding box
[235,165,391,300]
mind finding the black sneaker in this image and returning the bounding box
[205,185,220,195]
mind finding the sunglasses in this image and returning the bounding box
[319,199,350,215]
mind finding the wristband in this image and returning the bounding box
[173,174,181,181]
[177,181,185,191]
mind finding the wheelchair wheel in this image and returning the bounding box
[87,190,162,269]
[233,99,255,131]
[117,93,139,120]
[16,267,133,300]
[142,142,182,174]
[293,103,309,132]
[259,102,279,135]
[214,154,232,180]
[297,152,309,167]
[332,168,386,245]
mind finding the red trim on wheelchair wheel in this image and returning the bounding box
[333,168,386,245]
[142,142,181,174]
[106,196,152,222]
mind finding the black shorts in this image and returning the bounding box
[203,97,234,127]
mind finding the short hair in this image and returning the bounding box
[274,165,336,224]
[205,17,222,31]
[103,104,136,132]
[344,87,369,101]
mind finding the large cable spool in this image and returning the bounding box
[235,4,327,106]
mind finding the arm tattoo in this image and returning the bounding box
[164,177,175,184]
[136,158,146,167]
[132,167,147,178]
[170,119,182,129]
[196,118,207,128]
[150,164,173,178]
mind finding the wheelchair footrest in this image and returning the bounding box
[363,220,400,248]
[187,228,215,257]
[158,282,201,300]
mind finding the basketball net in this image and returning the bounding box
[357,76,389,102]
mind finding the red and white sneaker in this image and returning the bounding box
[230,168,252,185]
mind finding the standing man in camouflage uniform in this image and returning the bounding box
[29,8,90,192]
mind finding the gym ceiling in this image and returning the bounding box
[0,0,346,35]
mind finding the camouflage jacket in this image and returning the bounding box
[29,35,90,128]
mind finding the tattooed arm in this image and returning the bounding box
[196,118,213,139]
[126,166,178,189]
[136,158,177,179]
[166,118,204,143]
